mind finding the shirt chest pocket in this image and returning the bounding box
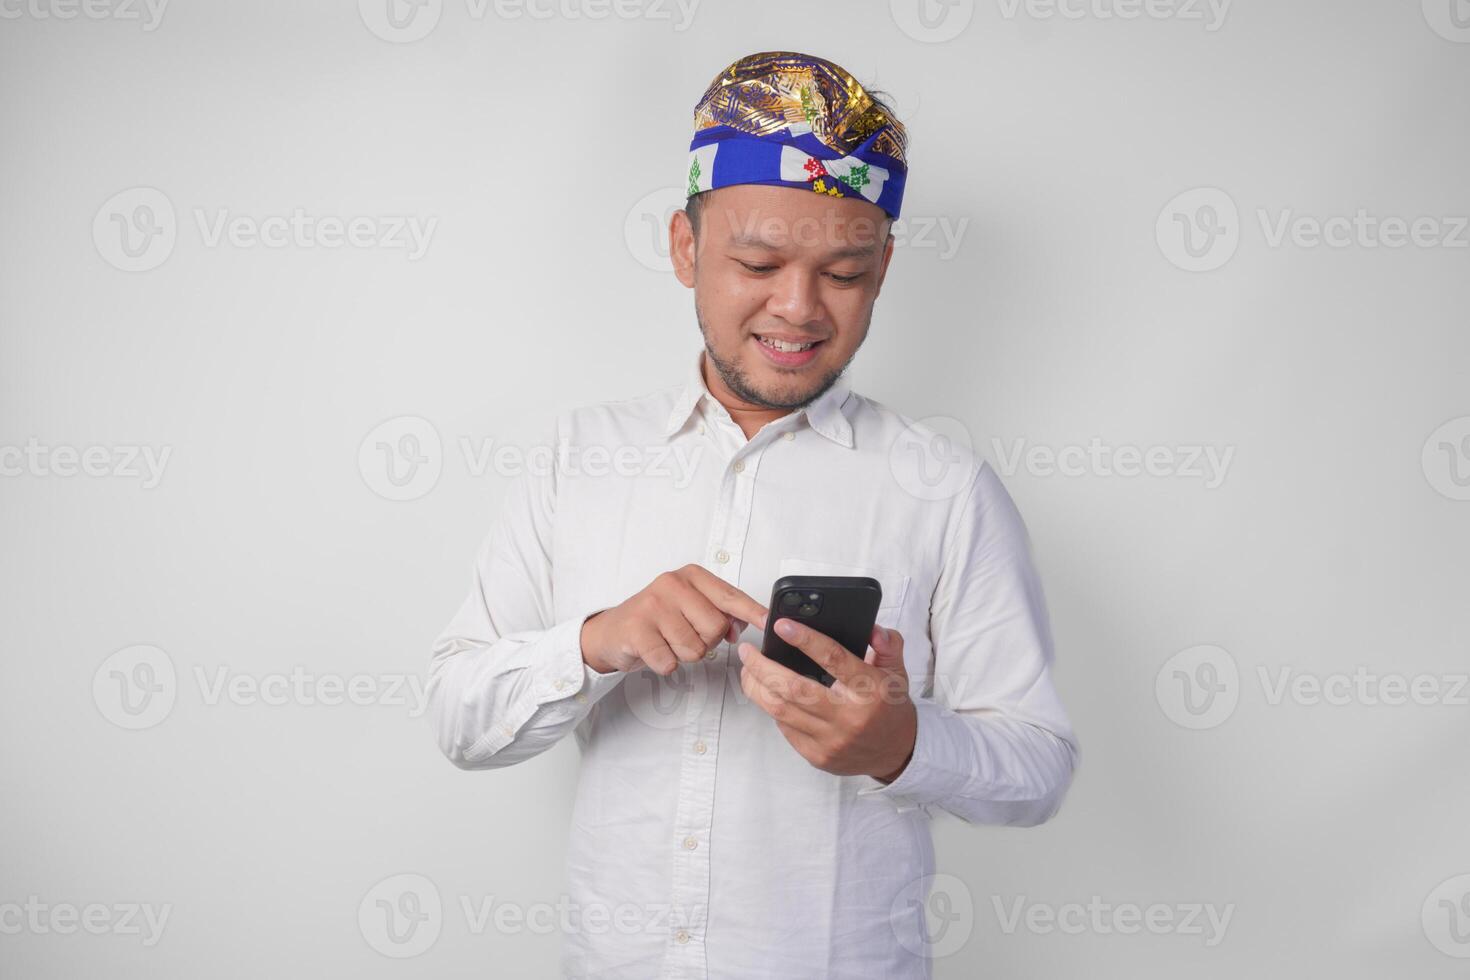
[775,556,911,625]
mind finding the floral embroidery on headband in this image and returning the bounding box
[841,163,871,191]
[803,155,870,199]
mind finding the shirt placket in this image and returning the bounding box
[661,405,773,979]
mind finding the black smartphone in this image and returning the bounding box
[761,575,882,687]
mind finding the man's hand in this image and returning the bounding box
[580,564,769,677]
[737,619,917,784]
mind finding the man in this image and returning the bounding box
[427,51,1078,979]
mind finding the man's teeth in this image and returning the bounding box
[758,336,816,353]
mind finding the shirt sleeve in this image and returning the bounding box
[856,461,1079,825]
[425,416,627,770]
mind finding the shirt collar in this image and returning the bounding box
[662,349,855,448]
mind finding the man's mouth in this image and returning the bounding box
[754,334,823,353]
[752,333,825,367]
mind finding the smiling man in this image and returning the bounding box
[427,51,1078,979]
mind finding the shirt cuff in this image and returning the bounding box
[855,697,971,814]
[548,608,627,708]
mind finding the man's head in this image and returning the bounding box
[670,52,909,412]
[671,184,895,411]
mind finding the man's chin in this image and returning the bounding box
[703,338,844,411]
[735,366,833,410]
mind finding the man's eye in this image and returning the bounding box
[826,272,863,284]
[739,261,776,274]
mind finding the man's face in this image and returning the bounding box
[669,184,896,410]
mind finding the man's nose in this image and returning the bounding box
[765,268,822,326]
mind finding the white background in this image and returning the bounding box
[1,0,1468,976]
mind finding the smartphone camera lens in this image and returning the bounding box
[779,588,821,618]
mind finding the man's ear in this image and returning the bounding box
[873,227,897,295]
[669,209,697,287]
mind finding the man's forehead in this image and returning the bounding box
[702,186,890,254]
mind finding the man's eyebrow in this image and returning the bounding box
[725,233,882,260]
[726,232,782,251]
[827,242,882,259]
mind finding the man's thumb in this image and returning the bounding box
[868,625,906,673]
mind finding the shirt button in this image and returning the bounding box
[782,431,795,441]
[675,929,691,944]
[698,424,707,436]
[553,679,567,691]
[704,648,717,660]
[732,459,745,474]
[715,549,730,564]
[693,740,707,754]
[574,693,588,704]
[682,836,698,850]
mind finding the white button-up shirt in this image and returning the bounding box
[427,350,1078,979]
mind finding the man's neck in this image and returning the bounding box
[700,354,793,441]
